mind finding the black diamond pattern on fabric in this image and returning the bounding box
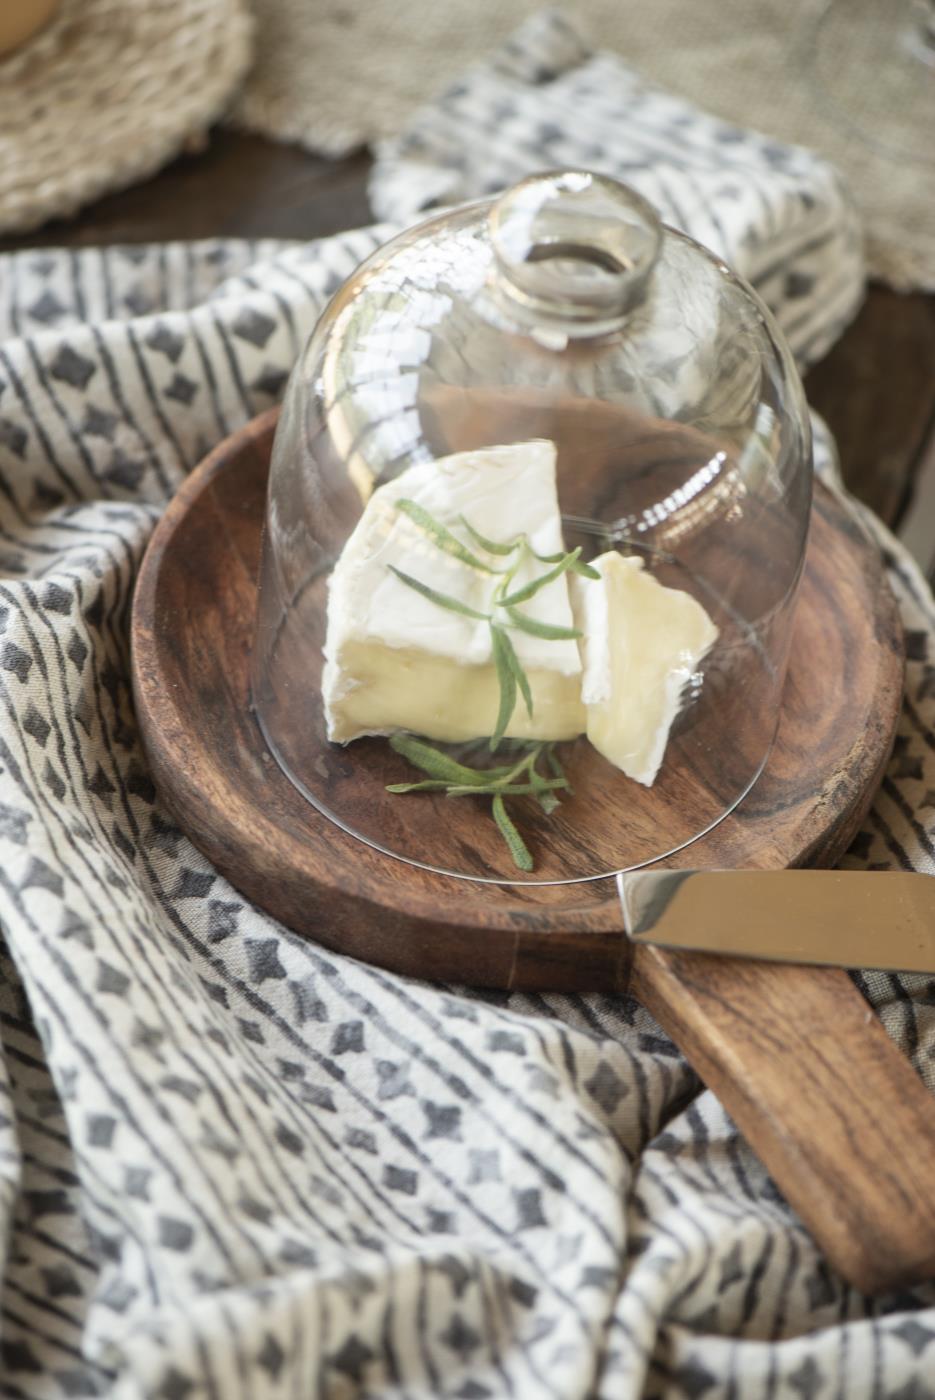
[514,1187,546,1231]
[67,630,89,671]
[158,1217,194,1251]
[0,802,30,844]
[252,365,289,398]
[50,345,97,390]
[87,764,116,806]
[163,372,199,406]
[43,760,66,799]
[300,1082,336,1111]
[376,1059,411,1099]
[96,960,130,996]
[330,1336,374,1383]
[787,1356,824,1400]
[246,937,287,982]
[124,286,154,316]
[2,641,31,682]
[672,1359,719,1398]
[207,899,240,940]
[384,1164,418,1195]
[156,1366,196,1400]
[41,581,73,614]
[28,289,67,325]
[105,447,146,490]
[87,1113,117,1148]
[146,322,186,362]
[346,1127,377,1154]
[890,1318,935,1356]
[258,1334,286,1380]
[439,1313,482,1360]
[0,418,28,457]
[233,307,277,348]
[21,856,64,896]
[435,1254,472,1298]
[171,867,215,900]
[290,976,328,1022]
[422,1101,462,1139]
[332,1020,364,1054]
[82,405,120,441]
[199,977,229,1008]
[584,1060,629,1113]
[274,1122,304,1156]
[124,1166,152,1200]
[487,1029,526,1055]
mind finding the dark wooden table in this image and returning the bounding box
[3,129,934,575]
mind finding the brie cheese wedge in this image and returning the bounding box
[572,552,718,785]
[322,441,585,745]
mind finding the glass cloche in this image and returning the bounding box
[252,171,812,883]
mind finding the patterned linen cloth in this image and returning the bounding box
[2,12,935,1398]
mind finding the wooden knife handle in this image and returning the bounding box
[630,945,935,1295]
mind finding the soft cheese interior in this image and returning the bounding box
[322,441,586,745]
[322,439,718,783]
[572,552,719,785]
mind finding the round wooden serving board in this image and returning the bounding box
[131,409,935,1300]
[131,407,903,992]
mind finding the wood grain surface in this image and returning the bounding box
[129,410,935,1295]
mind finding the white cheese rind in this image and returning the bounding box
[322,440,584,744]
[572,552,718,785]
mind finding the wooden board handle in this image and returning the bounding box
[631,946,935,1295]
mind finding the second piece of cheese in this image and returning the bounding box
[572,552,718,785]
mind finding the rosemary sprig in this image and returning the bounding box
[384,498,598,869]
[389,504,587,749]
[387,736,568,871]
[396,498,501,574]
[386,566,490,620]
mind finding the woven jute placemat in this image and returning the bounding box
[0,0,253,237]
[233,0,935,292]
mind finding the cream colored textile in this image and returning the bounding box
[0,0,254,236]
[233,0,935,291]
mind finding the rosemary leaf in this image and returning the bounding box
[537,789,562,815]
[390,733,506,785]
[545,743,574,795]
[531,544,600,579]
[499,547,583,606]
[489,624,517,750]
[503,606,582,641]
[388,565,491,620]
[396,498,501,573]
[492,794,534,872]
[458,515,520,557]
[385,779,450,793]
[445,778,568,797]
[494,623,534,718]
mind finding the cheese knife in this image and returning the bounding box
[618,869,935,973]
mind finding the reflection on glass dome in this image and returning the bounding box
[252,172,812,883]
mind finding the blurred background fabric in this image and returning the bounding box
[0,0,253,235]
[232,0,935,291]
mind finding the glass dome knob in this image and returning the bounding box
[488,170,663,330]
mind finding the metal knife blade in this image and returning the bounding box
[617,869,935,974]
